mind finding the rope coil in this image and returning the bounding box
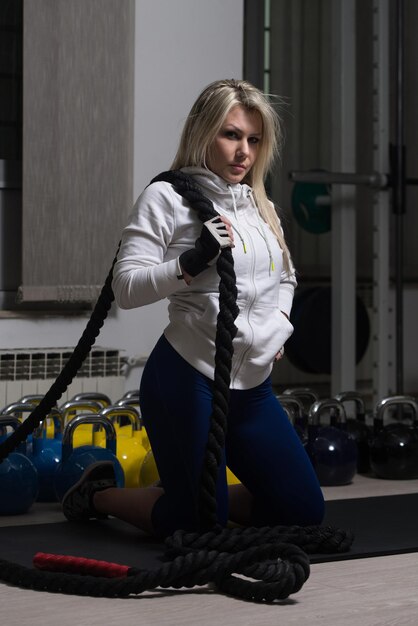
[0,170,354,602]
[0,523,353,600]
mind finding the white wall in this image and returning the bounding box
[0,0,244,393]
[133,0,244,197]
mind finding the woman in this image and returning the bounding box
[62,79,325,536]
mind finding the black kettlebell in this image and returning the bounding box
[282,387,319,437]
[334,391,372,474]
[306,398,358,486]
[276,395,307,444]
[369,395,418,479]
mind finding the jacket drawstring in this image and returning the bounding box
[227,184,247,254]
[247,190,275,275]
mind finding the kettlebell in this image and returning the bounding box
[120,390,140,401]
[99,405,147,488]
[334,391,372,473]
[70,392,112,409]
[1,402,38,455]
[306,398,358,486]
[1,401,38,417]
[53,413,125,501]
[369,395,418,479]
[138,448,240,488]
[282,387,319,404]
[66,393,111,442]
[19,394,44,405]
[115,397,142,432]
[19,394,57,439]
[115,396,151,448]
[276,395,307,443]
[59,399,104,448]
[282,387,319,436]
[0,415,39,514]
[139,448,160,487]
[30,408,64,502]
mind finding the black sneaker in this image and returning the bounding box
[62,461,116,521]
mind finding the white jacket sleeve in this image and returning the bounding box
[112,182,185,309]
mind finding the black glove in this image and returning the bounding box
[179,217,232,277]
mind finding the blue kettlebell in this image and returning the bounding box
[30,408,64,502]
[306,398,358,486]
[0,415,39,515]
[59,399,104,448]
[369,395,418,479]
[1,402,38,456]
[53,413,125,501]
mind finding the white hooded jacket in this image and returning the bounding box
[112,167,297,390]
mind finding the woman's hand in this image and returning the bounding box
[180,215,234,280]
[218,215,235,246]
[274,311,290,361]
[274,346,285,361]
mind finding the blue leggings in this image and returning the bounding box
[140,335,324,537]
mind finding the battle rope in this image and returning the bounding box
[0,524,352,600]
[0,170,354,602]
[151,170,240,528]
[0,248,117,462]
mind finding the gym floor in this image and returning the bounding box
[1,475,418,626]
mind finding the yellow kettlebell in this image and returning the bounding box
[138,447,240,487]
[226,467,240,485]
[70,392,111,409]
[118,390,140,403]
[115,396,142,435]
[99,405,148,488]
[139,448,160,487]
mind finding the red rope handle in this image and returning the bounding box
[33,552,135,578]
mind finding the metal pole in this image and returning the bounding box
[330,0,356,396]
[393,0,405,394]
[372,0,391,403]
[289,170,389,188]
[289,170,417,188]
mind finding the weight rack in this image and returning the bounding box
[289,0,416,404]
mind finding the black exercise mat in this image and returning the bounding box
[0,518,163,571]
[311,492,418,563]
[0,493,417,569]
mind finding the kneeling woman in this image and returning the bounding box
[62,79,325,537]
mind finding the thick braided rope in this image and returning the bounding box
[0,524,353,600]
[151,170,239,528]
[0,250,118,462]
[0,170,354,601]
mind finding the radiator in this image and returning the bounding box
[0,347,126,409]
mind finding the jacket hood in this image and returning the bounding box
[180,166,253,211]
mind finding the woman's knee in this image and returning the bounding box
[250,482,325,527]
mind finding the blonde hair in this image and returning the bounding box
[171,79,292,273]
